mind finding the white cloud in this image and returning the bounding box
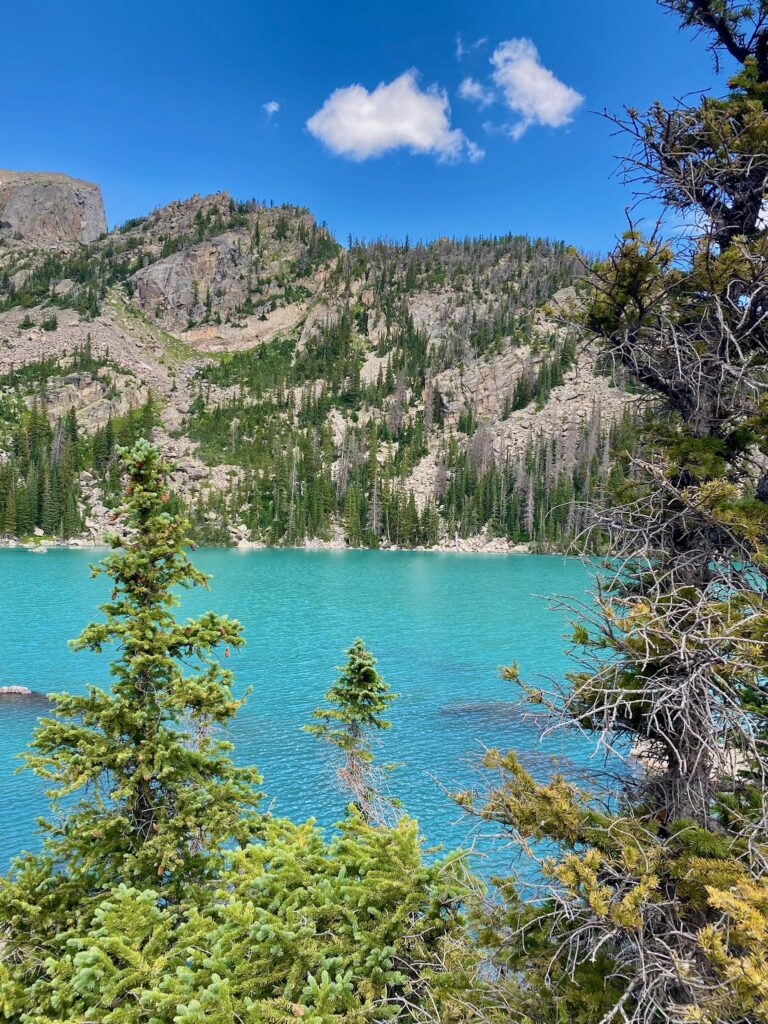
[306,70,481,162]
[490,38,582,139]
[455,33,487,60]
[458,76,495,108]
[263,100,280,117]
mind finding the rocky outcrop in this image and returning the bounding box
[130,233,252,331]
[0,170,107,246]
[120,195,327,342]
[24,368,149,430]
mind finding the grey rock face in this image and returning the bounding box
[0,169,108,246]
[130,233,251,330]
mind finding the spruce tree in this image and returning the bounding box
[21,439,262,898]
[306,639,397,823]
[3,480,15,535]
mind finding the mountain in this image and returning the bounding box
[0,174,631,550]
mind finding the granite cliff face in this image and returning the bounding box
[0,173,633,549]
[0,170,107,247]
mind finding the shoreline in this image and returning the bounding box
[0,535,543,556]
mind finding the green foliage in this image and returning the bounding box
[510,338,576,411]
[307,639,396,755]
[195,336,295,395]
[19,440,262,895]
[0,247,123,318]
[0,406,82,538]
[185,283,627,551]
[0,373,161,541]
[0,337,114,395]
[1,814,470,1023]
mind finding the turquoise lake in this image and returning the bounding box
[0,548,597,871]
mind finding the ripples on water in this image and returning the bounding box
[0,548,599,873]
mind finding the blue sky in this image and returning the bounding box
[3,0,724,253]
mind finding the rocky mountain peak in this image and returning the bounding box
[0,169,108,247]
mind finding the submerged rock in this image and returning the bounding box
[440,700,522,720]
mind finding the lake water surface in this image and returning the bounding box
[0,548,598,870]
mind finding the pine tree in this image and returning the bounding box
[20,440,262,898]
[305,639,397,823]
[3,479,16,535]
[422,498,440,547]
[461,4,768,1022]
[343,484,362,546]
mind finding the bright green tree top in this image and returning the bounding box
[306,638,396,758]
